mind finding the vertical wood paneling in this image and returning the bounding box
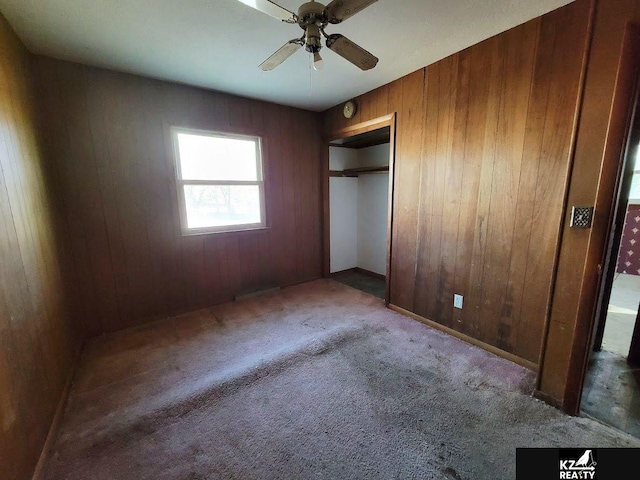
[301,110,322,280]
[324,0,592,366]
[472,35,509,343]
[451,43,491,335]
[431,56,459,326]
[413,65,438,319]
[480,22,537,352]
[141,79,183,314]
[0,14,77,480]
[292,111,305,281]
[279,106,299,284]
[32,58,323,336]
[264,105,287,285]
[371,86,389,120]
[509,16,550,361]
[465,34,503,342]
[437,53,467,330]
[519,3,591,364]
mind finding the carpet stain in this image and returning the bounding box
[186,474,208,480]
[443,466,462,479]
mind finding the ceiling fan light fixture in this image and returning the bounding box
[305,23,322,52]
[313,51,324,71]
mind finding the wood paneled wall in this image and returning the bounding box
[323,0,592,366]
[31,57,323,337]
[0,15,78,480]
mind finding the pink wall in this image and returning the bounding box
[616,204,640,275]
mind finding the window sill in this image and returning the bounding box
[180,225,271,237]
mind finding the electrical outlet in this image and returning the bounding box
[454,294,463,309]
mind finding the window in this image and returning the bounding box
[172,128,266,234]
[630,147,640,201]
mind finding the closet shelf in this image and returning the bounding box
[330,166,389,177]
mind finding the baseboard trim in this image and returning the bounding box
[388,304,538,371]
[234,286,281,301]
[532,389,563,410]
[31,343,83,480]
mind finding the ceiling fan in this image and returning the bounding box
[237,0,379,72]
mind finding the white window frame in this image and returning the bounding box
[171,127,267,235]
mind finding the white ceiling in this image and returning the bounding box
[0,0,573,111]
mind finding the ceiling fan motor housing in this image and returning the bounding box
[298,2,326,53]
[297,2,326,23]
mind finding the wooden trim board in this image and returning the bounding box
[389,304,538,371]
[385,114,397,308]
[322,134,331,278]
[326,114,396,143]
[533,389,563,409]
[331,166,390,177]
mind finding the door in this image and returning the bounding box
[589,25,640,359]
[629,306,640,365]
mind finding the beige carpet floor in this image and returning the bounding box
[44,280,640,479]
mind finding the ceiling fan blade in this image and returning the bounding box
[325,0,378,24]
[237,0,297,23]
[326,34,378,71]
[259,39,304,71]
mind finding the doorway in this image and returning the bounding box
[323,115,396,303]
[581,77,640,439]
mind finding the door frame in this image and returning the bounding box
[322,113,396,305]
[591,103,640,355]
[566,24,640,415]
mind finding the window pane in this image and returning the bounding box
[183,185,262,229]
[630,172,640,199]
[177,133,259,181]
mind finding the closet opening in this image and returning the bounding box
[323,116,395,303]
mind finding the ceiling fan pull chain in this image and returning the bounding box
[309,53,313,98]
